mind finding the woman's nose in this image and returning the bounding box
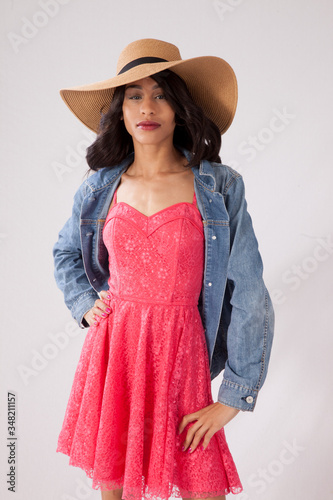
[140,96,156,115]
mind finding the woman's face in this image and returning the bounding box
[121,76,176,148]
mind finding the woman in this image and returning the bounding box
[53,38,274,500]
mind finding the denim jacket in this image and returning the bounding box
[53,146,274,412]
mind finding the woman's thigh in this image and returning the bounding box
[101,487,123,500]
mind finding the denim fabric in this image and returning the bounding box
[53,146,274,411]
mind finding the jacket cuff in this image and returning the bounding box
[217,378,258,412]
[71,291,99,329]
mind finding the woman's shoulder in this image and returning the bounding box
[204,158,243,195]
[84,167,116,191]
[211,160,241,179]
[81,154,135,193]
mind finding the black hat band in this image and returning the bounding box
[117,57,168,75]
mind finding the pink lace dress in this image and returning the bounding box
[56,187,243,499]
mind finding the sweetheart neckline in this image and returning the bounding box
[106,200,202,220]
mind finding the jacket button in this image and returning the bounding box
[246,396,254,404]
[212,235,216,240]
[208,282,212,286]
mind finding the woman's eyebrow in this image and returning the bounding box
[125,83,161,90]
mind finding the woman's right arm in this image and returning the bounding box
[52,181,100,329]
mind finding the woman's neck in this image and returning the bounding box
[126,143,187,179]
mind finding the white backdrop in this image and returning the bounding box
[1,1,332,499]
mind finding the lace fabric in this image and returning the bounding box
[56,192,243,498]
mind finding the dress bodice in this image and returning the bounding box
[102,190,205,305]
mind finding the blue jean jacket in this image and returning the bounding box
[53,146,274,412]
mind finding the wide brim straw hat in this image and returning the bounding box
[60,38,238,135]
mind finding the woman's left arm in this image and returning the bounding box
[178,173,275,452]
[217,174,275,410]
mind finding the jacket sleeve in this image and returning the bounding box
[52,181,100,329]
[217,174,275,411]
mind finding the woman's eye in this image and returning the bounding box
[127,94,166,100]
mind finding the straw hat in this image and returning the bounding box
[60,38,238,135]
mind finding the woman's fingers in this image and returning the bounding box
[99,289,110,300]
[83,291,113,326]
[83,309,95,326]
[93,291,113,324]
[94,299,110,316]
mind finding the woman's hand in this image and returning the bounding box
[83,290,113,326]
[178,402,240,453]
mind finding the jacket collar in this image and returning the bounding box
[86,152,134,192]
[177,145,216,191]
[86,145,216,192]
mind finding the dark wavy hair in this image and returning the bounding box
[86,69,222,171]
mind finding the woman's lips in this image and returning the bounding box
[137,121,161,130]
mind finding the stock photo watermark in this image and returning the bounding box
[52,129,96,182]
[237,438,306,499]
[213,0,246,22]
[61,476,95,500]
[271,233,333,306]
[223,106,295,173]
[238,107,295,162]
[7,0,73,54]
[17,320,81,386]
[6,392,17,493]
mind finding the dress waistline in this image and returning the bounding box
[105,289,198,307]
